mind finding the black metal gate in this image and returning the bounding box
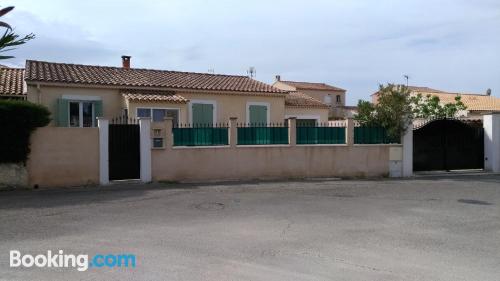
[413,119,484,171]
[109,117,140,180]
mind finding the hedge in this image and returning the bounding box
[0,100,51,164]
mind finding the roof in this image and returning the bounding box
[0,67,25,96]
[25,60,285,94]
[370,85,446,96]
[424,92,500,112]
[279,80,345,92]
[371,85,500,111]
[285,91,329,108]
[407,86,446,93]
[121,89,188,103]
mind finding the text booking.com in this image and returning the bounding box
[10,250,136,272]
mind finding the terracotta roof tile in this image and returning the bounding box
[25,60,285,94]
[0,67,24,96]
[280,80,345,91]
[407,86,446,93]
[285,91,329,108]
[121,89,188,103]
[424,92,500,112]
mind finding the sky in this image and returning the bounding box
[4,0,500,104]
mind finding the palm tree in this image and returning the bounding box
[0,6,34,60]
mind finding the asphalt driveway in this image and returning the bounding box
[0,175,499,280]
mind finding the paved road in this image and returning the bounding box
[0,175,499,280]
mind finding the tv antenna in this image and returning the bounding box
[403,75,410,87]
[247,67,256,78]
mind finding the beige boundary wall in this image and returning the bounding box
[152,145,394,182]
[151,118,402,182]
[17,117,406,188]
[27,127,100,187]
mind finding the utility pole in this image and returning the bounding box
[403,75,409,87]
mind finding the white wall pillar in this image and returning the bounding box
[402,123,413,177]
[97,118,109,185]
[164,117,174,150]
[139,117,152,183]
[288,117,297,146]
[345,118,354,146]
[229,117,238,148]
[484,114,500,172]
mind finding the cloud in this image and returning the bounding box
[2,0,499,102]
[4,11,120,67]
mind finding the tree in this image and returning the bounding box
[410,93,467,119]
[354,84,413,139]
[0,6,34,60]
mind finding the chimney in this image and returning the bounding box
[121,55,131,69]
[486,88,492,96]
[275,75,281,82]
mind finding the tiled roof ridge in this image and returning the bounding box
[25,60,248,79]
[285,91,330,108]
[280,80,346,91]
[25,60,284,93]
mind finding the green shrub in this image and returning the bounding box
[0,99,51,164]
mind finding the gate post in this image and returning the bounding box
[288,117,297,146]
[229,117,238,148]
[138,117,152,183]
[402,122,413,177]
[484,114,500,172]
[97,118,109,185]
[345,118,354,146]
[164,117,174,149]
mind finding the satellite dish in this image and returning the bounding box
[486,88,492,96]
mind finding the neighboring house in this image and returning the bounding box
[272,76,352,119]
[22,56,329,127]
[371,86,500,119]
[0,66,25,100]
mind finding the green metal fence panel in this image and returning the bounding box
[354,127,399,144]
[237,126,289,145]
[173,127,228,146]
[297,127,346,144]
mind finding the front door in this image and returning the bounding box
[192,103,214,127]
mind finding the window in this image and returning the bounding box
[69,101,95,127]
[324,95,332,104]
[191,103,214,126]
[246,102,270,126]
[336,95,341,103]
[137,108,179,125]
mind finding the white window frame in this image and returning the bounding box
[68,101,95,128]
[246,102,270,125]
[135,107,181,124]
[188,100,217,124]
[62,95,101,128]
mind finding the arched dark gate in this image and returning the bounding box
[413,119,484,171]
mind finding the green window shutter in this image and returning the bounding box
[57,98,69,127]
[204,104,214,126]
[94,100,103,118]
[249,105,267,126]
[192,103,214,126]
